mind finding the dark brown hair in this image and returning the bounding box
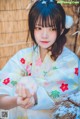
[28,0,69,60]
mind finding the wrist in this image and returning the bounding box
[33,93,37,105]
[15,95,22,107]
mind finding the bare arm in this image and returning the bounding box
[0,95,17,110]
[0,83,37,110]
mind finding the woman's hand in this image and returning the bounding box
[15,83,36,109]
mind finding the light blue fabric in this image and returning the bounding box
[0,46,80,119]
[31,86,55,110]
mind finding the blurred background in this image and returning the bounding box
[0,0,80,69]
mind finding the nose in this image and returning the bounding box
[42,28,48,39]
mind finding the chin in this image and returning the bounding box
[39,45,51,49]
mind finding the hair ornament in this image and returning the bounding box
[41,0,57,4]
[42,0,47,4]
[65,15,74,29]
[50,0,53,2]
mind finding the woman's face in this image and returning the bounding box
[34,21,57,49]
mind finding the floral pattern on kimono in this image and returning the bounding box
[0,46,80,119]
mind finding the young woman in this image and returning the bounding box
[0,0,79,119]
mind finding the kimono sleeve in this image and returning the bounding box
[0,47,33,96]
[31,86,55,110]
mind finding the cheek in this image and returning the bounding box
[54,31,57,37]
[34,31,39,41]
[34,30,40,38]
[54,34,57,40]
[34,30,38,36]
[34,30,36,37]
[34,31,37,38]
[51,32,57,40]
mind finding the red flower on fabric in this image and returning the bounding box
[60,83,68,92]
[3,78,10,85]
[74,68,78,75]
[20,58,25,64]
[28,73,31,76]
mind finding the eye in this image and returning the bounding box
[49,26,56,31]
[35,26,42,30]
[50,27,56,31]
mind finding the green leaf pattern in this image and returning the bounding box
[50,90,60,98]
[11,81,17,86]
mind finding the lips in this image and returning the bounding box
[40,41,49,43]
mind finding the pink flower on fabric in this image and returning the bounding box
[36,58,42,66]
[56,80,65,84]
[60,83,68,92]
[44,82,49,86]
[74,68,78,75]
[26,65,30,72]
[20,58,25,64]
[3,78,10,85]
[26,63,32,76]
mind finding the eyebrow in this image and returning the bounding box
[35,24,42,26]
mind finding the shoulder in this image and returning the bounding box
[1,46,34,73]
[6,46,34,64]
[57,47,79,63]
[16,46,33,55]
[12,46,34,58]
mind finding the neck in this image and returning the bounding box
[39,47,48,62]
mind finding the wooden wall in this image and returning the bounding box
[63,4,80,58]
[0,0,33,69]
[0,0,80,69]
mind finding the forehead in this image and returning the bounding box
[35,15,56,27]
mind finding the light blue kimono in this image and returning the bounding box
[0,46,80,119]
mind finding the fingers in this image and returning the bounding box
[17,84,25,97]
[17,96,35,109]
[21,97,35,109]
[25,87,32,98]
[23,102,34,109]
[21,97,30,106]
[16,83,32,98]
[16,83,36,109]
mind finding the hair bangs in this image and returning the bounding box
[35,14,57,28]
